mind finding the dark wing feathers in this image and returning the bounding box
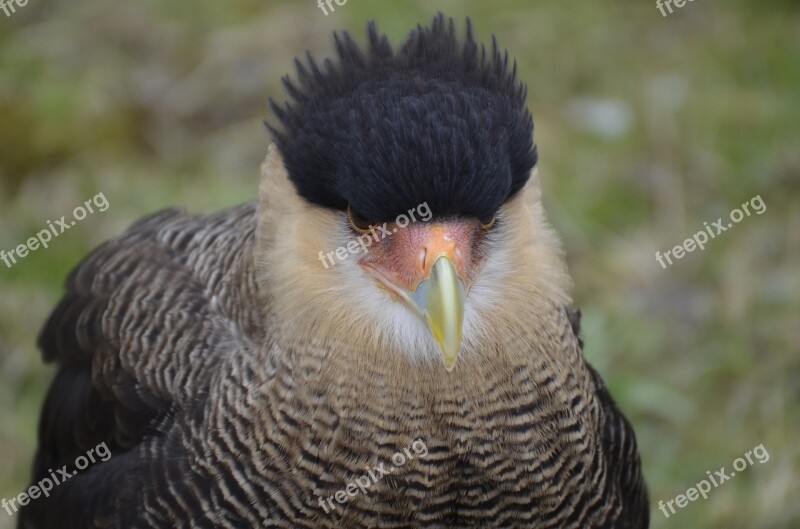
[590,365,650,529]
[567,307,650,528]
[19,204,259,529]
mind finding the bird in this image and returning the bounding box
[18,13,649,529]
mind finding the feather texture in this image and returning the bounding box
[20,14,648,528]
[268,13,537,224]
[19,187,648,528]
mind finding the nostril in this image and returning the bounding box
[418,248,427,272]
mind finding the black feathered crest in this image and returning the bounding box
[268,13,537,223]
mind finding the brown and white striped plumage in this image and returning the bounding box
[21,13,648,527]
[20,146,648,528]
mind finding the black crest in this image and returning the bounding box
[268,13,537,223]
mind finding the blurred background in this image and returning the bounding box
[0,0,798,527]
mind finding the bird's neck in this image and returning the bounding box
[249,302,599,439]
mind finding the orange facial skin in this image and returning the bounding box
[359,219,482,299]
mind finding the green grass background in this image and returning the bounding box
[1,1,798,527]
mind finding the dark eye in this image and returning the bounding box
[347,204,373,234]
[480,215,497,231]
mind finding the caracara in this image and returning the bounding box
[19,14,649,529]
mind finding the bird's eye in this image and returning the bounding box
[347,204,373,234]
[480,215,497,231]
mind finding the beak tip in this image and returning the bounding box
[440,343,460,371]
[443,357,458,372]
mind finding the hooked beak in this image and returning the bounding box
[411,256,465,370]
[360,221,476,371]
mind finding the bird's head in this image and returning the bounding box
[257,14,572,374]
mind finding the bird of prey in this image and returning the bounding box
[19,14,649,529]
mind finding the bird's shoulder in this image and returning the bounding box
[35,202,261,467]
